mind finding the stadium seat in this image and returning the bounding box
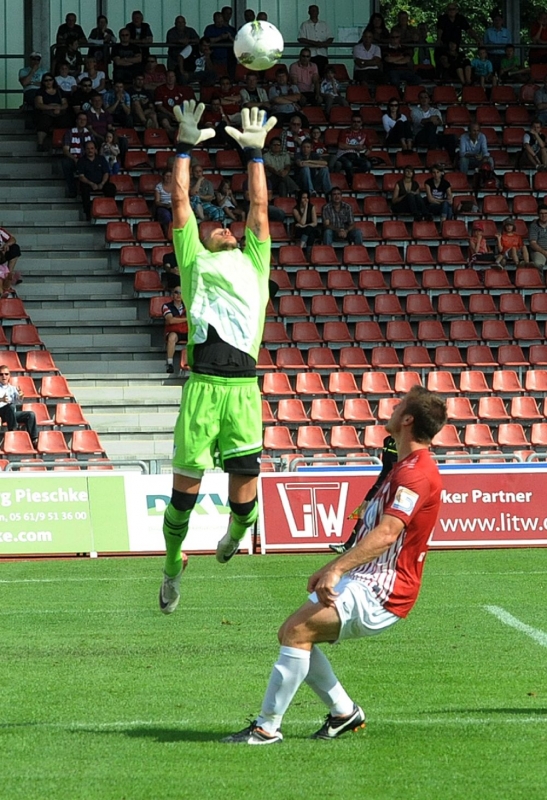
[257,349,275,371]
[515,269,544,291]
[342,245,373,267]
[277,398,308,424]
[478,396,510,421]
[468,294,497,317]
[329,106,353,125]
[431,424,463,449]
[347,85,373,104]
[291,322,323,347]
[352,173,380,194]
[434,346,467,368]
[136,222,166,243]
[402,346,434,368]
[376,397,401,421]
[295,372,328,396]
[328,372,360,395]
[354,221,381,242]
[310,295,341,321]
[270,269,292,292]
[374,294,404,318]
[363,424,388,450]
[355,321,385,344]
[52,459,81,471]
[149,296,166,320]
[386,320,415,344]
[441,220,469,241]
[513,319,543,343]
[374,245,404,268]
[22,403,54,427]
[2,431,36,456]
[437,294,467,316]
[263,426,296,451]
[120,245,149,270]
[530,293,547,319]
[358,270,388,293]
[460,370,492,394]
[481,320,511,342]
[71,430,105,456]
[466,345,498,367]
[138,173,162,195]
[275,348,306,371]
[297,426,329,451]
[417,320,448,344]
[492,370,524,394]
[502,127,526,148]
[39,376,74,400]
[424,150,451,168]
[498,345,529,367]
[263,321,291,345]
[327,271,357,294]
[9,376,39,399]
[483,270,514,292]
[215,150,243,171]
[323,322,353,345]
[25,350,58,374]
[124,150,152,171]
[109,174,137,195]
[0,352,24,372]
[122,197,152,220]
[36,430,70,456]
[309,245,339,268]
[134,270,164,295]
[310,398,342,424]
[510,396,542,421]
[438,245,467,268]
[339,347,370,370]
[405,295,435,318]
[55,403,89,428]
[525,370,547,394]
[426,372,459,394]
[361,372,393,395]
[422,270,451,293]
[482,196,510,218]
[498,423,529,448]
[91,197,121,221]
[262,372,295,396]
[491,85,517,105]
[395,151,422,169]
[406,245,436,268]
[307,348,338,371]
[394,372,422,393]
[446,397,477,422]
[464,424,496,448]
[330,425,364,451]
[370,346,403,369]
[279,295,309,320]
[342,295,372,319]
[446,106,471,126]
[342,398,375,423]
[278,245,309,269]
[450,320,479,343]
[382,220,408,243]
[503,171,531,194]
[11,325,43,348]
[363,197,392,218]
[390,269,420,293]
[531,423,547,447]
[530,345,547,366]
[476,106,502,127]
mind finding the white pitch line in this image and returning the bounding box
[484,605,547,648]
[0,574,309,585]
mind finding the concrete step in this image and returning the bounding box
[86,411,177,433]
[39,332,154,349]
[101,438,174,458]
[8,229,105,249]
[20,281,126,298]
[55,357,173,374]
[0,208,81,224]
[22,256,110,273]
[0,159,59,179]
[73,385,182,406]
[62,373,181,387]
[28,306,138,323]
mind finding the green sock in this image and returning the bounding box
[228,501,259,542]
[163,504,192,577]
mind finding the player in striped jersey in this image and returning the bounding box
[223,386,446,744]
[158,101,277,615]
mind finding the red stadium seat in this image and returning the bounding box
[478,396,509,421]
[215,150,243,171]
[327,271,357,293]
[0,352,24,372]
[26,351,59,374]
[359,270,388,293]
[296,426,329,451]
[426,371,459,394]
[307,348,337,371]
[292,322,323,346]
[310,245,339,267]
[510,396,542,421]
[278,245,310,268]
[257,349,275,371]
[460,370,492,394]
[263,426,297,451]
[394,372,422,393]
[374,294,404,318]
[71,430,106,456]
[466,345,498,368]
[295,372,328,396]
[124,149,152,170]
[497,345,530,367]
[275,348,307,371]
[446,397,477,422]
[464,424,496,448]
[363,425,388,450]
[37,430,70,456]
[262,372,295,396]
[355,321,385,344]
[22,403,54,426]
[339,347,370,370]
[120,245,149,271]
[55,403,89,428]
[434,346,466,368]
[40,375,74,400]
[370,346,402,369]
[498,423,529,448]
[136,222,166,243]
[406,295,435,317]
[2,431,36,456]
[91,197,121,220]
[330,426,364,451]
[328,372,360,395]
[11,325,43,348]
[277,398,308,424]
[310,398,343,424]
[122,197,152,219]
[263,322,290,345]
[134,270,164,295]
[402,346,434,368]
[431,425,464,449]
[361,372,394,395]
[342,398,375,423]
[417,320,448,343]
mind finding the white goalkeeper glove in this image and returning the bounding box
[225,107,278,158]
[173,100,215,152]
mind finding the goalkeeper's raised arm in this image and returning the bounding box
[172,100,215,230]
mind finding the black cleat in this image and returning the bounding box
[310,704,366,740]
[166,364,174,374]
[222,720,283,745]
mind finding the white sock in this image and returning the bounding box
[166,358,173,365]
[256,646,310,734]
[304,645,355,717]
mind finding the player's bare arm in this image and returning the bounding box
[307,514,405,607]
[225,107,277,242]
[172,100,215,229]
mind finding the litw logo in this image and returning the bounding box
[277,482,349,538]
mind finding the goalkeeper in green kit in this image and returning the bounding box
[159,101,277,614]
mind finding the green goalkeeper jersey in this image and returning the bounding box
[173,215,271,369]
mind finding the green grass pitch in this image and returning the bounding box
[1,549,546,800]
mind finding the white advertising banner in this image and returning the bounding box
[123,472,253,554]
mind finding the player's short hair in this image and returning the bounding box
[404,386,447,443]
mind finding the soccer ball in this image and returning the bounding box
[233,21,284,72]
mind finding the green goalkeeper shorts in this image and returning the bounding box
[172,372,263,478]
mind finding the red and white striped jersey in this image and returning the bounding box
[349,448,442,618]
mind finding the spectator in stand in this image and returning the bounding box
[519,120,547,170]
[435,2,480,76]
[483,12,511,75]
[243,9,256,23]
[111,28,142,83]
[322,188,363,245]
[382,31,421,87]
[289,49,321,106]
[104,80,133,127]
[0,227,21,296]
[215,178,246,222]
[87,15,116,66]
[86,92,113,146]
[391,167,429,221]
[268,69,308,126]
[471,46,498,88]
[200,96,231,147]
[240,73,270,112]
[534,76,547,126]
[257,12,268,22]
[143,55,167,92]
[55,62,78,97]
[56,13,87,48]
[459,123,493,174]
[220,5,238,78]
[70,76,95,116]
[126,10,153,62]
[154,71,194,139]
[364,12,390,46]
[19,52,46,108]
[410,90,457,163]
[293,190,320,249]
[424,165,453,222]
[79,56,106,94]
[281,116,310,159]
[294,138,332,196]
[413,23,436,78]
[528,205,547,273]
[166,15,200,74]
[61,112,94,198]
[75,140,115,221]
[154,169,174,233]
[100,131,120,175]
[34,73,71,152]
[190,164,225,222]
[263,137,300,197]
[162,251,180,291]
[179,37,217,87]
[335,113,372,183]
[468,220,505,270]
[54,35,85,79]
[499,44,530,83]
[439,40,472,84]
[496,218,530,268]
[310,125,340,171]
[391,10,419,46]
[529,10,547,65]
[203,11,235,78]
[352,30,384,86]
[0,367,38,447]
[129,73,158,128]
[382,98,413,152]
[320,66,349,117]
[218,76,242,124]
[297,5,333,76]
[162,287,187,374]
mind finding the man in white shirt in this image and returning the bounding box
[353,30,383,84]
[0,367,38,446]
[298,5,333,76]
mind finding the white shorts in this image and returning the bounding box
[309,576,400,642]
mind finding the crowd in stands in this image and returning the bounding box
[12,4,547,408]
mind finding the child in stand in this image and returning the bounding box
[499,44,530,83]
[471,46,498,88]
[320,67,349,117]
[469,220,505,272]
[100,131,120,174]
[496,217,530,267]
[214,178,246,221]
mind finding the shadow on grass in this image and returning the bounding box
[122,727,221,743]
[429,708,547,716]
